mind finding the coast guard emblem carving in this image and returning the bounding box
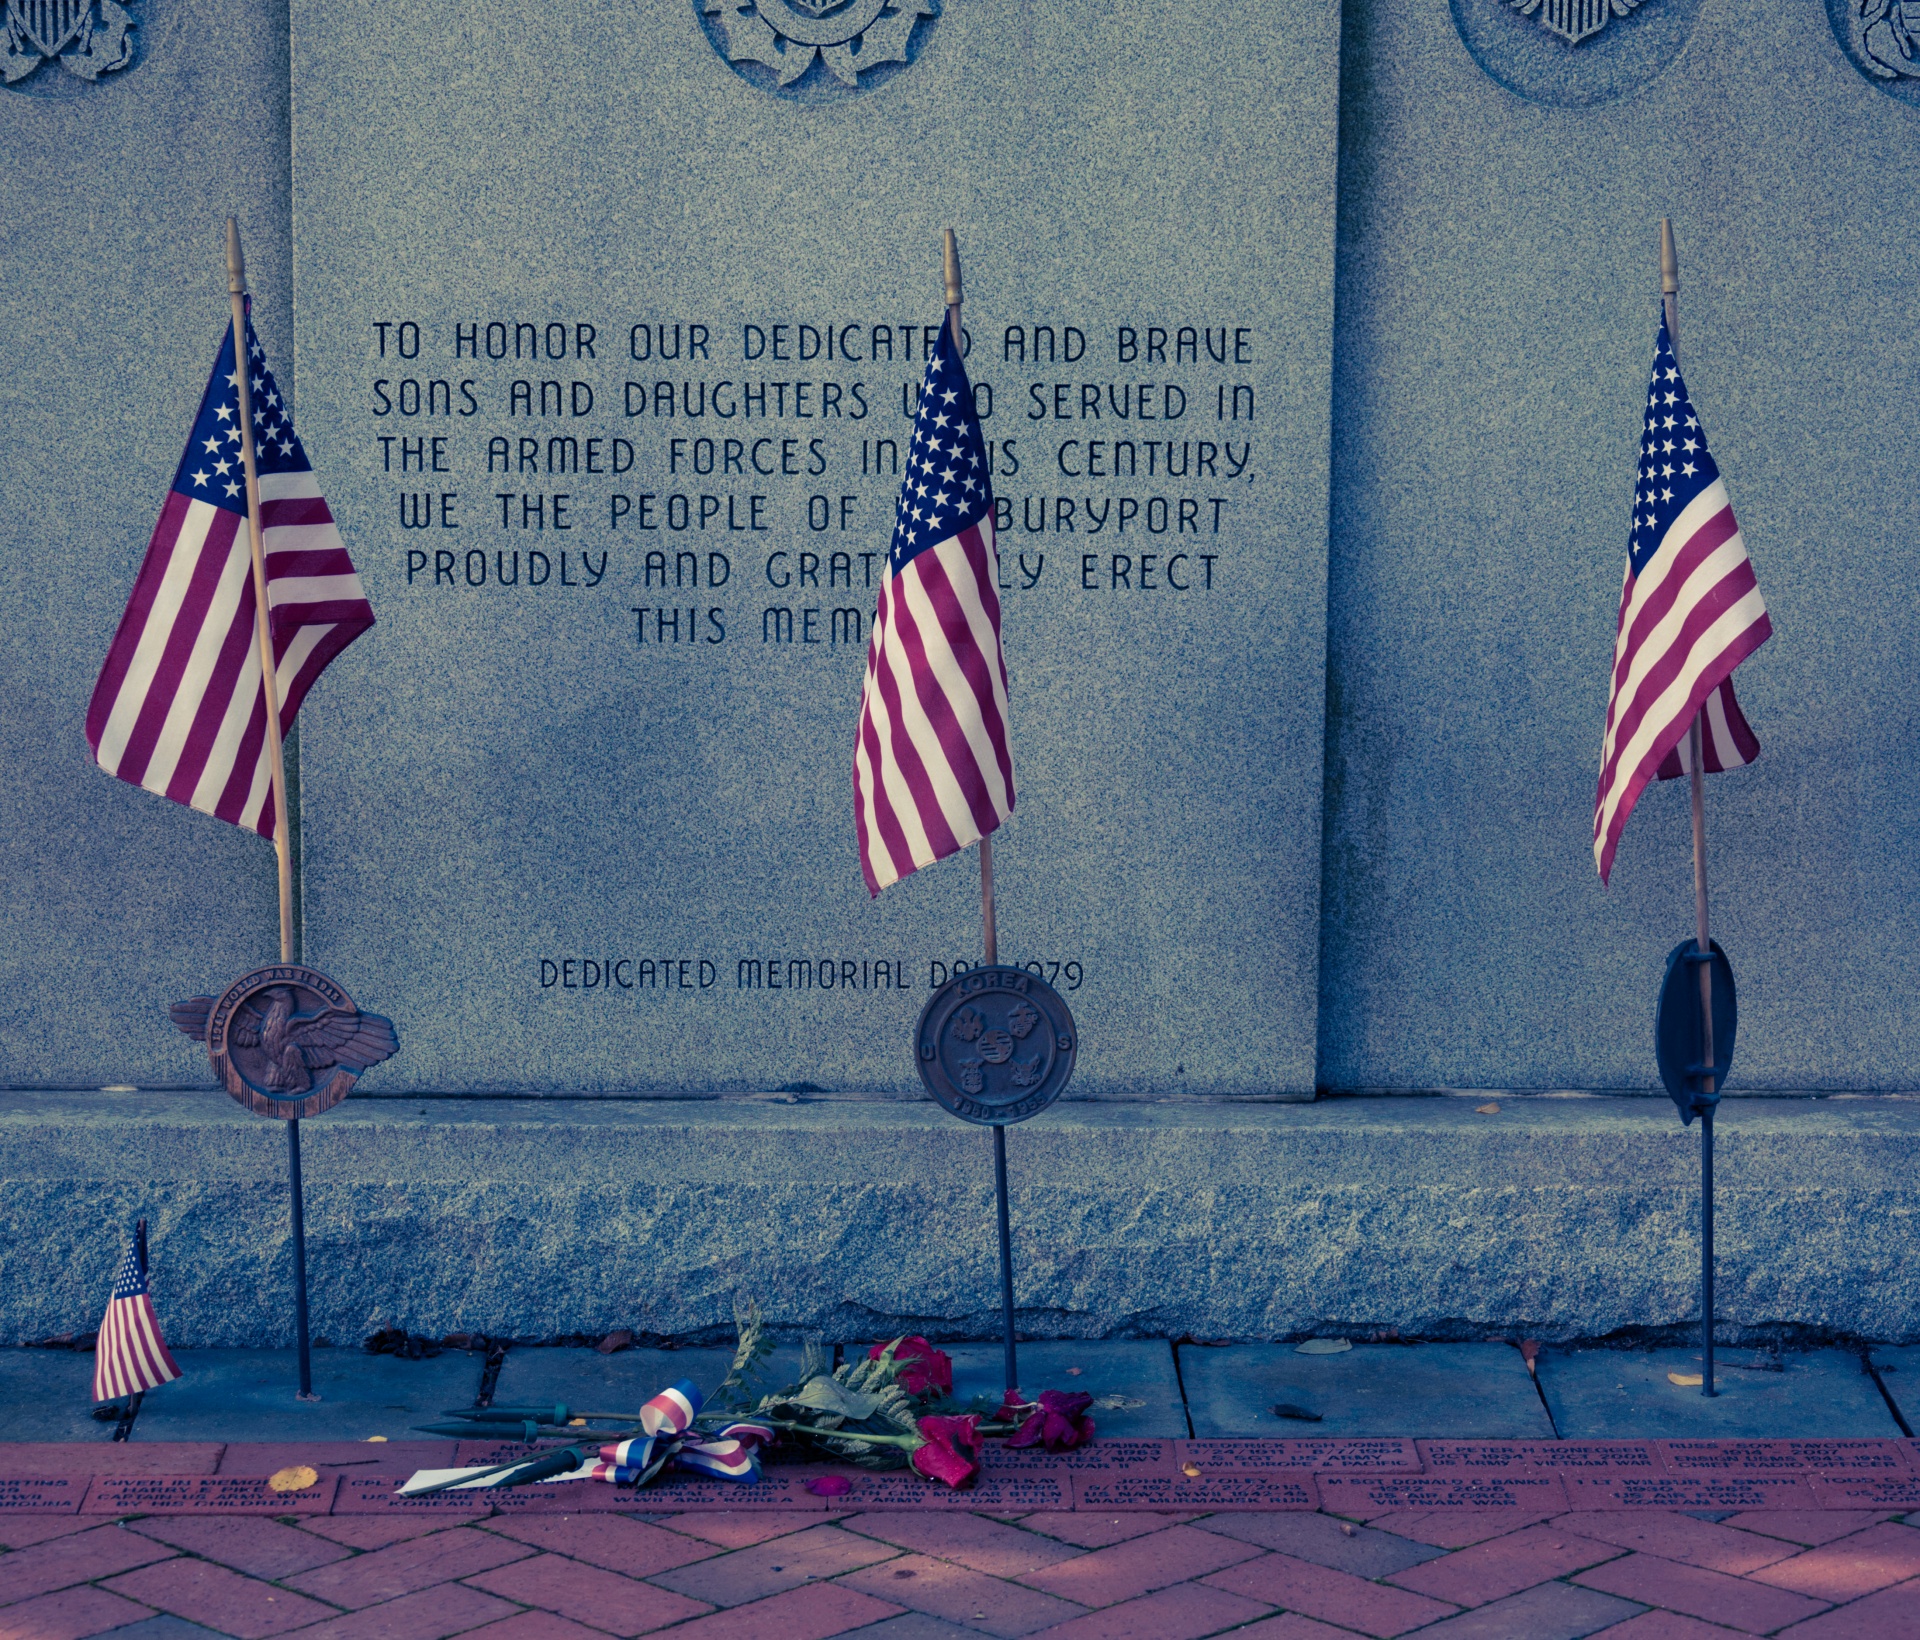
[3,0,133,83]
[699,0,937,94]
[1509,0,1648,44]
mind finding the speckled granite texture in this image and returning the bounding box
[2,1090,1916,1346]
[0,2,294,1089]
[280,0,1341,1097]
[1318,0,1920,1091]
[5,1,1919,1103]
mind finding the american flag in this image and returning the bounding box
[853,317,1014,895]
[92,1225,182,1404]
[1594,316,1772,883]
[86,309,373,836]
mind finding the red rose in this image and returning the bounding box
[869,1335,954,1398]
[909,1414,983,1488]
[1006,1390,1095,1452]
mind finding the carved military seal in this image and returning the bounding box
[170,965,399,1120]
[3,0,134,84]
[915,964,1076,1127]
[698,0,937,95]
[1507,0,1649,46]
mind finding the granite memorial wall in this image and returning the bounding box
[4,0,1918,1099]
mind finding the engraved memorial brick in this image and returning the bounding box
[1559,1474,1819,1511]
[1072,1472,1319,1511]
[1419,1440,1662,1473]
[983,1439,1174,1476]
[84,1474,339,1514]
[1316,1473,1569,1519]
[1657,1439,1913,1475]
[0,1477,84,1512]
[0,1444,223,1478]
[1176,1438,1422,1473]
[822,1472,1071,1511]
[1808,1473,1920,1509]
[335,1475,519,1513]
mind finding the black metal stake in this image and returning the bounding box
[1701,1102,1716,1397]
[288,1117,316,1400]
[992,1126,1018,1398]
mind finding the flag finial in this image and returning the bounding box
[226,216,246,297]
[1660,217,1678,297]
[943,228,962,310]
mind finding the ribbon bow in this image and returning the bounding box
[582,1379,775,1485]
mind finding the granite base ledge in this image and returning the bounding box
[1,1090,1916,1347]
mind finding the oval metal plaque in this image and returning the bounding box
[1654,938,1736,1125]
[914,964,1077,1127]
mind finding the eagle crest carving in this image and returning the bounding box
[171,964,398,1119]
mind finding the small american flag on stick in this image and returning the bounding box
[86,307,373,836]
[852,310,1014,895]
[1593,313,1772,884]
[93,1221,182,1404]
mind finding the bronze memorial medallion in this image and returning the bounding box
[170,965,399,1120]
[915,964,1076,1126]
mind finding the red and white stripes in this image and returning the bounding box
[854,519,1015,896]
[87,470,372,838]
[1594,478,1772,883]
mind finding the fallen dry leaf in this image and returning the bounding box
[365,1436,388,1443]
[1182,1461,1202,1477]
[268,1465,319,1493]
[1065,1366,1083,1376]
[1668,1372,1705,1387]
[1476,1102,1501,1114]
[568,1417,587,1427]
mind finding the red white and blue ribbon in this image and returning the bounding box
[586,1379,773,1485]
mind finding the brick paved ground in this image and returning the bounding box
[0,1443,1915,1639]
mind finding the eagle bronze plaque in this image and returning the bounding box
[914,964,1076,1127]
[171,965,399,1119]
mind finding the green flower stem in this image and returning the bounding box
[749,1418,925,1450]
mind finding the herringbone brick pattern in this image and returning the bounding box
[1,1446,1916,1638]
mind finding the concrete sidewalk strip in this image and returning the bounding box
[131,1351,489,1443]
[1179,1343,1556,1440]
[945,1341,1189,1439]
[1869,1344,1919,1430]
[0,1351,121,1442]
[488,1345,808,1416]
[1537,1348,1900,1440]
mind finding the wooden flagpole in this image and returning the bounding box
[1663,218,1718,1398]
[226,220,295,966]
[945,227,1019,1398]
[226,218,316,1400]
